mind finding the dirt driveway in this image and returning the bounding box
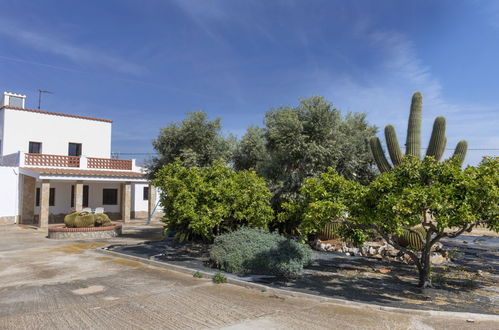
[0,224,497,329]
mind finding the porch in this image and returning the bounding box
[18,167,156,229]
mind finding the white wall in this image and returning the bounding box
[132,183,148,212]
[132,183,160,213]
[0,109,4,155]
[2,109,112,158]
[34,181,122,215]
[0,166,20,217]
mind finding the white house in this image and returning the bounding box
[0,91,158,228]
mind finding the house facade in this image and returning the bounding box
[0,91,158,228]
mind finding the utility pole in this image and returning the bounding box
[38,89,53,109]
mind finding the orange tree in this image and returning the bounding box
[280,156,499,287]
[153,159,274,242]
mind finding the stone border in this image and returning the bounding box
[96,247,499,321]
[48,224,122,239]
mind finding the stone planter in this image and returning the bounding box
[48,224,122,239]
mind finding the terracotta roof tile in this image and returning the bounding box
[22,167,146,178]
[1,105,113,123]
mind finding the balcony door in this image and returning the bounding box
[68,143,82,157]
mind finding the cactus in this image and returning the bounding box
[64,211,79,228]
[396,225,426,250]
[370,92,468,171]
[74,213,95,228]
[369,136,392,173]
[385,125,404,166]
[426,117,446,160]
[435,136,447,161]
[94,213,112,227]
[318,220,342,240]
[452,140,468,165]
[405,92,423,158]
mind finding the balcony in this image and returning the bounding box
[25,153,80,168]
[0,152,135,171]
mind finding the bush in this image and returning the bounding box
[212,272,227,284]
[210,228,312,277]
[153,159,274,242]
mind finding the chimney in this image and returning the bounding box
[2,91,26,108]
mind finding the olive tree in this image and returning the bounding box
[236,96,377,234]
[149,111,235,175]
[282,156,499,287]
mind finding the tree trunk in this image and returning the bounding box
[418,248,432,288]
[418,263,432,288]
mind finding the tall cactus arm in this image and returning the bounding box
[385,125,404,166]
[435,136,447,162]
[369,136,392,173]
[426,116,446,160]
[452,140,468,165]
[405,92,423,158]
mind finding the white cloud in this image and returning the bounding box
[0,21,144,75]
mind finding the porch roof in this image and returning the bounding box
[21,167,147,181]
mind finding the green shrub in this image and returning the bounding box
[153,159,274,242]
[212,272,227,284]
[210,228,312,277]
[193,271,204,278]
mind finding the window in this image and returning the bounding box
[49,188,55,206]
[143,186,149,200]
[35,187,55,206]
[68,143,82,157]
[29,142,42,154]
[8,96,23,107]
[71,185,89,207]
[102,188,118,205]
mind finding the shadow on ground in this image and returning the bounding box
[108,235,499,315]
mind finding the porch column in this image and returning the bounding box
[75,180,84,212]
[148,184,157,220]
[39,180,50,229]
[121,182,131,223]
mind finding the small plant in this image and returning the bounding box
[212,272,227,284]
[192,271,204,278]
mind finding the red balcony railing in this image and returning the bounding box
[25,153,80,167]
[87,157,132,170]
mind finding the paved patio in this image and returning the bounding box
[0,223,498,329]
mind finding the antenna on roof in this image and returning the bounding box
[37,89,53,109]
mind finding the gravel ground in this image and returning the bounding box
[109,235,499,315]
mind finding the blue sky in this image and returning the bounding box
[0,0,498,165]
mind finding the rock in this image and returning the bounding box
[430,252,449,264]
[432,242,444,252]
